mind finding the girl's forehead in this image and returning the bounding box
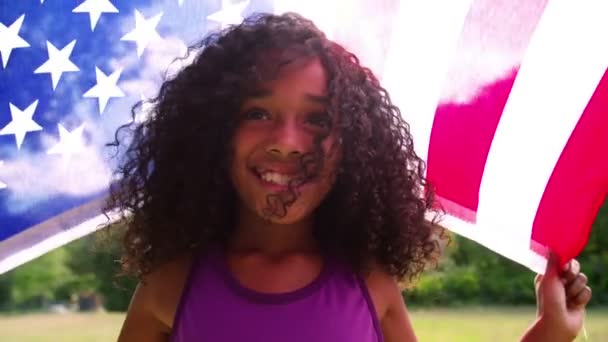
[254,57,328,94]
[254,45,323,76]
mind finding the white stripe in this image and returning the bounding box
[476,0,608,259]
[382,0,475,166]
[430,212,548,274]
[0,211,120,274]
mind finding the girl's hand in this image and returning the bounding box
[523,252,592,342]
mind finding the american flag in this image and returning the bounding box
[0,0,606,274]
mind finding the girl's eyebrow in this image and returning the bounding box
[306,94,329,104]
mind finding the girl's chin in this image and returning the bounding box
[254,206,312,224]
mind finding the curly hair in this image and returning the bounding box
[105,12,442,282]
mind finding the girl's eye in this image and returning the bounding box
[243,108,270,120]
[307,112,332,129]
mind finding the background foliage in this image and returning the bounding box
[1,200,606,311]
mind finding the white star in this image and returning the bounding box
[0,14,30,69]
[83,67,125,114]
[34,40,80,90]
[47,123,87,167]
[121,10,163,58]
[0,100,43,150]
[73,0,119,31]
[178,0,184,6]
[0,161,6,189]
[207,0,250,29]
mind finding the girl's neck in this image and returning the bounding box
[229,206,318,257]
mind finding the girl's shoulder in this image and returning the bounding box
[363,265,418,341]
[139,252,195,329]
[117,252,195,341]
[363,265,398,320]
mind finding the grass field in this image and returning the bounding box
[1,308,606,341]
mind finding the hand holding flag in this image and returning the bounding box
[522,253,592,341]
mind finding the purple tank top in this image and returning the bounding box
[170,247,383,342]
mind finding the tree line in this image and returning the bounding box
[1,201,606,312]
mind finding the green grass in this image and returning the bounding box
[410,307,608,341]
[0,308,606,341]
[0,312,124,342]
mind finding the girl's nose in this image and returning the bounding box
[265,120,310,160]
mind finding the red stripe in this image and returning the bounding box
[426,1,547,221]
[428,71,517,220]
[531,68,608,265]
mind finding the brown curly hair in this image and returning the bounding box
[105,12,442,282]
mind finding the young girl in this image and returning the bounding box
[109,13,592,342]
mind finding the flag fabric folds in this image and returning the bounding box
[1,0,606,274]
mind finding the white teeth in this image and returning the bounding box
[260,172,292,186]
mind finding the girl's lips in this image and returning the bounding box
[250,168,311,192]
[254,165,301,176]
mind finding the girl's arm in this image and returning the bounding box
[520,255,592,342]
[367,269,418,342]
[381,289,418,342]
[117,282,171,342]
[117,254,192,342]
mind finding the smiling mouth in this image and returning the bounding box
[251,168,311,189]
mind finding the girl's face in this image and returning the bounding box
[230,57,340,224]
